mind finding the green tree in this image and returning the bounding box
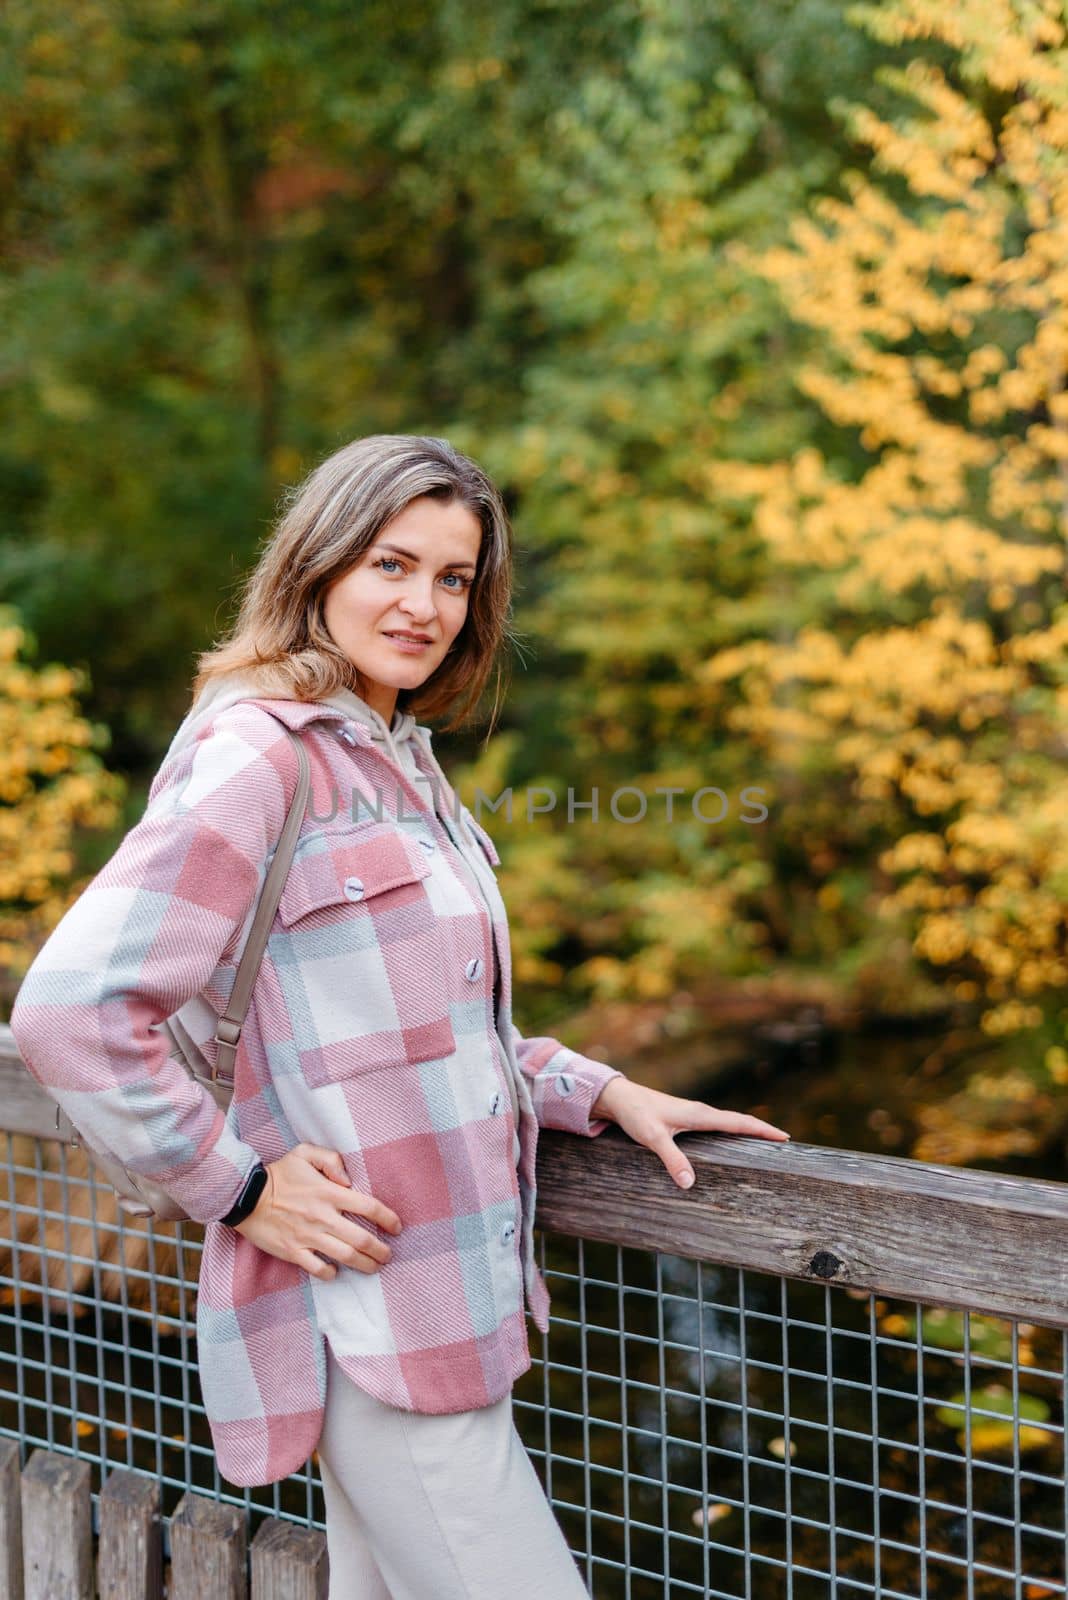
[450,0,895,1005]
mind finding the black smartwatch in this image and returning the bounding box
[220,1160,268,1228]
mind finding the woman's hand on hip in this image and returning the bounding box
[590,1077,790,1191]
[233,1142,403,1280]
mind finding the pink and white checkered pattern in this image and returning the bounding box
[9,697,625,1486]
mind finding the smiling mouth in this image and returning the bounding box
[384,632,434,646]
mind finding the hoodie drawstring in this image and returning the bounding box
[365,708,406,772]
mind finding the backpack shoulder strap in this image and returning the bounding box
[212,723,310,1084]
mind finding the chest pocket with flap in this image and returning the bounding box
[277,821,432,927]
[270,821,456,1076]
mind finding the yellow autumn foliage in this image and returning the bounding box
[0,608,125,982]
[707,0,1068,1045]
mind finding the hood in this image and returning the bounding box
[159,668,454,812]
[319,685,420,772]
[161,670,421,772]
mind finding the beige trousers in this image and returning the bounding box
[316,1342,591,1599]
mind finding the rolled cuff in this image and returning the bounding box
[515,1032,626,1137]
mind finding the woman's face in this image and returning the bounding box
[323,495,482,721]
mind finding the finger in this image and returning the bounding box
[313,1220,392,1272]
[299,1249,337,1281]
[323,1201,394,1249]
[667,1103,790,1140]
[324,1223,392,1266]
[329,1187,403,1236]
[370,1198,404,1235]
[305,1147,353,1185]
[720,1111,791,1139]
[350,1248,390,1275]
[648,1132,696,1191]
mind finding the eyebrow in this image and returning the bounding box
[375,542,478,572]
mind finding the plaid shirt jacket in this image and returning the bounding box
[9,697,624,1486]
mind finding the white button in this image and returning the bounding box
[554,1074,575,1097]
[465,956,483,981]
[344,877,365,901]
[338,722,360,747]
[500,1222,515,1243]
[489,1091,502,1115]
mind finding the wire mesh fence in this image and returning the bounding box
[526,1233,1068,1598]
[2,1125,1067,1598]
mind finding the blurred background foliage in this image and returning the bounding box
[2,0,1066,1163]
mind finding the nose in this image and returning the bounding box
[396,578,438,625]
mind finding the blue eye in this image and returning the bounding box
[372,557,472,590]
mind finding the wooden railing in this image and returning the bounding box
[3,1023,1068,1595]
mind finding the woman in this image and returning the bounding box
[10,434,789,1599]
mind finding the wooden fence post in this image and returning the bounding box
[20,1449,93,1600]
[169,1491,247,1600]
[98,1467,163,1600]
[0,1440,22,1600]
[250,1517,328,1599]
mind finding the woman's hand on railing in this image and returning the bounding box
[233,1142,403,1279]
[589,1078,790,1191]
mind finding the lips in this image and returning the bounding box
[384,632,434,644]
[383,632,436,654]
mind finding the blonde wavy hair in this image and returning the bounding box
[193,434,515,733]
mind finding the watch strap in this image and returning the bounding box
[220,1159,268,1227]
